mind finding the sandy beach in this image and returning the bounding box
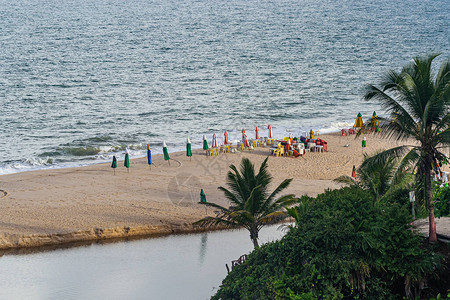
[0,132,448,250]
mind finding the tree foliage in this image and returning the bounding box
[194,157,296,248]
[213,187,443,299]
[363,54,450,242]
[334,152,412,200]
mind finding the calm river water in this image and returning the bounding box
[0,225,286,299]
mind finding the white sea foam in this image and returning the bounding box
[0,120,358,175]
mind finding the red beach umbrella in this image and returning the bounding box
[268,125,272,138]
[255,126,259,140]
[212,133,218,148]
[243,133,250,148]
[224,131,229,145]
[351,165,357,178]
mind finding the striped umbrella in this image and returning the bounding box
[163,141,170,165]
[224,131,229,145]
[147,144,152,169]
[111,155,117,175]
[212,133,218,148]
[124,153,130,172]
[186,138,192,160]
[268,125,272,138]
[255,126,259,140]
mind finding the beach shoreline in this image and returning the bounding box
[0,132,448,251]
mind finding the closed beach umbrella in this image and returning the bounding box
[351,165,356,178]
[111,155,117,175]
[163,141,170,165]
[186,138,192,159]
[362,137,367,148]
[255,126,259,140]
[147,144,152,168]
[371,111,380,132]
[224,131,229,145]
[212,133,218,148]
[243,133,250,148]
[268,125,272,138]
[124,153,130,172]
[200,189,206,203]
[202,135,208,150]
[354,113,364,128]
[310,129,315,139]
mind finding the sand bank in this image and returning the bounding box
[0,132,448,250]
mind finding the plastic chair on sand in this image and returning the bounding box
[273,144,285,157]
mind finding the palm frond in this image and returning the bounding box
[333,175,358,186]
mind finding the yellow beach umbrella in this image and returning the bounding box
[354,113,364,128]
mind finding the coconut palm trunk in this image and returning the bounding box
[424,155,437,242]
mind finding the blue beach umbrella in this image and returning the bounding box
[147,144,152,169]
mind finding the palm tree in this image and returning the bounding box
[364,54,449,243]
[194,157,296,248]
[334,152,412,200]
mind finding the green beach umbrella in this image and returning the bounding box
[186,138,192,160]
[362,136,367,150]
[202,135,208,151]
[200,189,207,214]
[163,141,170,165]
[124,153,130,172]
[111,155,117,175]
[200,189,206,203]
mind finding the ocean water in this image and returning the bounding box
[0,0,448,174]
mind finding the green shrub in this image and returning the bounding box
[212,187,442,299]
[433,184,450,218]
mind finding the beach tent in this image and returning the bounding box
[224,131,229,145]
[255,126,259,140]
[163,141,170,165]
[147,144,152,168]
[354,113,364,128]
[111,156,117,175]
[186,138,192,160]
[268,125,272,138]
[124,153,130,172]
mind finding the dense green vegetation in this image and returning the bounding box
[195,157,296,248]
[363,54,450,243]
[334,152,412,200]
[213,187,446,299]
[433,184,450,218]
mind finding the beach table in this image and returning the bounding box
[314,145,324,152]
[307,142,316,152]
